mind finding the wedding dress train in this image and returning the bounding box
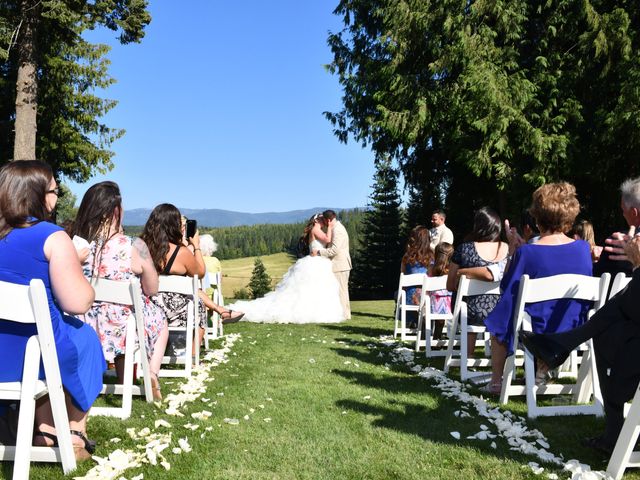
[229,240,344,324]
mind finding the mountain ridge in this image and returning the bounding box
[123,207,359,227]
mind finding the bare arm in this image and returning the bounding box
[446,263,460,291]
[171,232,206,278]
[458,266,494,281]
[312,223,331,245]
[45,230,95,314]
[131,237,159,296]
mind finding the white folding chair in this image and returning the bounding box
[393,273,427,341]
[610,272,632,298]
[203,271,224,349]
[607,378,640,479]
[88,278,153,419]
[158,275,199,378]
[414,275,453,357]
[0,279,76,479]
[443,276,501,381]
[500,273,610,418]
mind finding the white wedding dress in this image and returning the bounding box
[229,239,344,324]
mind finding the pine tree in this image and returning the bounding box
[248,258,272,299]
[351,156,403,300]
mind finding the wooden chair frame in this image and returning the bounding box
[500,273,610,418]
[88,278,153,419]
[0,279,76,478]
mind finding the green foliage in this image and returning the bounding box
[0,0,150,180]
[248,258,272,299]
[350,157,403,299]
[232,287,251,300]
[54,182,77,225]
[327,0,640,239]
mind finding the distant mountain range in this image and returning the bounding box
[123,207,354,227]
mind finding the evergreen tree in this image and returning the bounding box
[248,258,272,299]
[351,156,403,299]
[326,0,640,237]
[0,0,150,178]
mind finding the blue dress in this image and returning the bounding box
[0,221,106,412]
[484,240,593,356]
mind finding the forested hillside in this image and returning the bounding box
[124,209,366,260]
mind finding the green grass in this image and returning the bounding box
[220,252,296,298]
[13,300,637,479]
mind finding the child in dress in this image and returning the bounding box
[428,242,454,339]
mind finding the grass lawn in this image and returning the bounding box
[15,300,635,480]
[220,252,296,299]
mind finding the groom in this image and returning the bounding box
[317,210,352,320]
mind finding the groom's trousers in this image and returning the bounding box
[335,270,351,320]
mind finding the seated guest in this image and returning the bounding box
[401,226,434,329]
[447,207,509,365]
[484,182,592,394]
[428,242,454,339]
[73,181,168,400]
[571,219,603,263]
[199,233,222,295]
[141,204,242,355]
[0,161,105,459]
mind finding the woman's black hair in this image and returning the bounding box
[466,206,503,242]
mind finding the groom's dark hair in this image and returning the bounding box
[322,209,337,220]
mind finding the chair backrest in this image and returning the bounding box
[517,273,610,309]
[398,273,426,289]
[422,275,448,293]
[90,277,142,308]
[459,276,502,297]
[610,272,632,299]
[158,275,198,296]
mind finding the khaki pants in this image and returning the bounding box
[334,270,351,320]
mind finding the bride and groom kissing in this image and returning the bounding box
[230,209,351,324]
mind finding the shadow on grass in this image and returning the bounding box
[350,310,393,320]
[322,323,390,338]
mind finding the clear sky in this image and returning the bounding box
[66,1,378,213]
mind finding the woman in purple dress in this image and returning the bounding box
[0,161,105,459]
[483,182,592,394]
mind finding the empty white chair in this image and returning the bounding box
[88,278,153,419]
[443,276,501,381]
[0,279,76,479]
[414,275,453,357]
[500,273,610,418]
[158,275,200,378]
[393,273,427,341]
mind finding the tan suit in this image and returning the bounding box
[319,221,351,319]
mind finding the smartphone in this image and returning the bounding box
[186,219,197,239]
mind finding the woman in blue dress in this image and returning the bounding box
[0,161,105,459]
[483,182,592,394]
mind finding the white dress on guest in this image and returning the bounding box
[229,239,344,324]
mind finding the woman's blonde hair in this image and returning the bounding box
[529,182,580,233]
[571,219,595,248]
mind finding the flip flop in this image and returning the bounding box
[221,310,244,324]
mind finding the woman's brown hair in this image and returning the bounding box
[401,225,434,270]
[140,203,184,272]
[431,242,454,276]
[529,182,580,233]
[0,160,54,239]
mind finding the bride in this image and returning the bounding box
[229,214,345,324]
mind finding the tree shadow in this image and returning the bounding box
[322,323,391,338]
[351,310,393,320]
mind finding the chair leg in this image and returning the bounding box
[13,341,40,480]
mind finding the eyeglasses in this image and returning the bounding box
[46,187,61,196]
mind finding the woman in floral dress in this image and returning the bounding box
[74,181,167,400]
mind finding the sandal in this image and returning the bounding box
[34,430,94,461]
[479,382,502,395]
[220,309,244,324]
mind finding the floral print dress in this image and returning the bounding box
[81,234,166,362]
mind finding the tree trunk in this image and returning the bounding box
[13,0,39,161]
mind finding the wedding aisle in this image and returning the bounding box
[24,301,628,480]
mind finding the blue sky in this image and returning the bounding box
[66,1,380,213]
